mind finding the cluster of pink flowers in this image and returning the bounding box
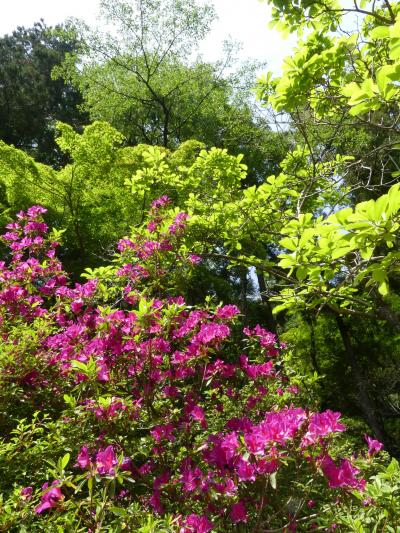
[76,445,122,476]
[302,410,346,447]
[0,207,66,324]
[84,397,127,420]
[243,324,282,356]
[320,455,366,491]
[0,201,383,531]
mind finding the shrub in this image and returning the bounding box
[0,202,394,531]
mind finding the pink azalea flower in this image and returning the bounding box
[117,238,135,252]
[302,410,346,446]
[153,470,171,489]
[147,220,158,232]
[149,489,164,514]
[220,432,240,460]
[70,299,84,314]
[365,434,383,456]
[192,323,230,345]
[139,462,153,475]
[188,254,202,264]
[150,423,175,442]
[20,486,33,500]
[76,445,91,469]
[181,513,213,533]
[180,465,203,492]
[236,458,256,481]
[95,445,118,476]
[231,500,248,523]
[256,458,279,474]
[189,405,207,428]
[215,305,240,319]
[35,481,63,513]
[27,205,47,218]
[120,457,135,473]
[320,455,365,491]
[96,365,110,382]
[151,195,170,210]
[169,212,188,234]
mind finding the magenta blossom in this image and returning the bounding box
[76,445,91,469]
[151,195,170,210]
[236,458,256,481]
[181,513,213,533]
[169,212,188,234]
[189,405,207,428]
[150,423,175,442]
[230,500,248,523]
[20,486,33,500]
[180,465,204,492]
[320,455,365,491]
[26,205,47,218]
[188,254,202,264]
[95,445,118,476]
[215,304,240,319]
[302,410,346,446]
[149,490,164,514]
[35,481,63,513]
[365,434,383,457]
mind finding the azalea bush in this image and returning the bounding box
[0,201,396,532]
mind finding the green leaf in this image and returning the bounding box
[296,266,308,281]
[109,507,128,517]
[63,394,77,408]
[369,26,390,40]
[376,66,395,98]
[71,360,89,372]
[374,194,389,220]
[389,39,400,60]
[372,269,387,283]
[332,207,352,225]
[378,281,389,296]
[280,237,298,251]
[61,453,70,470]
[349,101,374,116]
[331,246,352,260]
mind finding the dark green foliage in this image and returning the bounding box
[0,21,88,167]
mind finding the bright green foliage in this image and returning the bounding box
[52,0,286,183]
[276,183,400,315]
[0,121,254,272]
[1,1,400,529]
[267,0,343,35]
[258,1,400,120]
[54,0,216,148]
[0,121,131,269]
[321,458,400,531]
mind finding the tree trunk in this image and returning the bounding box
[335,315,390,449]
[240,267,249,320]
[256,272,278,335]
[305,314,321,375]
[377,304,400,333]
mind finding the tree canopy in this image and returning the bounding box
[0,21,88,167]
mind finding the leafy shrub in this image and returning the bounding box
[0,202,396,531]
